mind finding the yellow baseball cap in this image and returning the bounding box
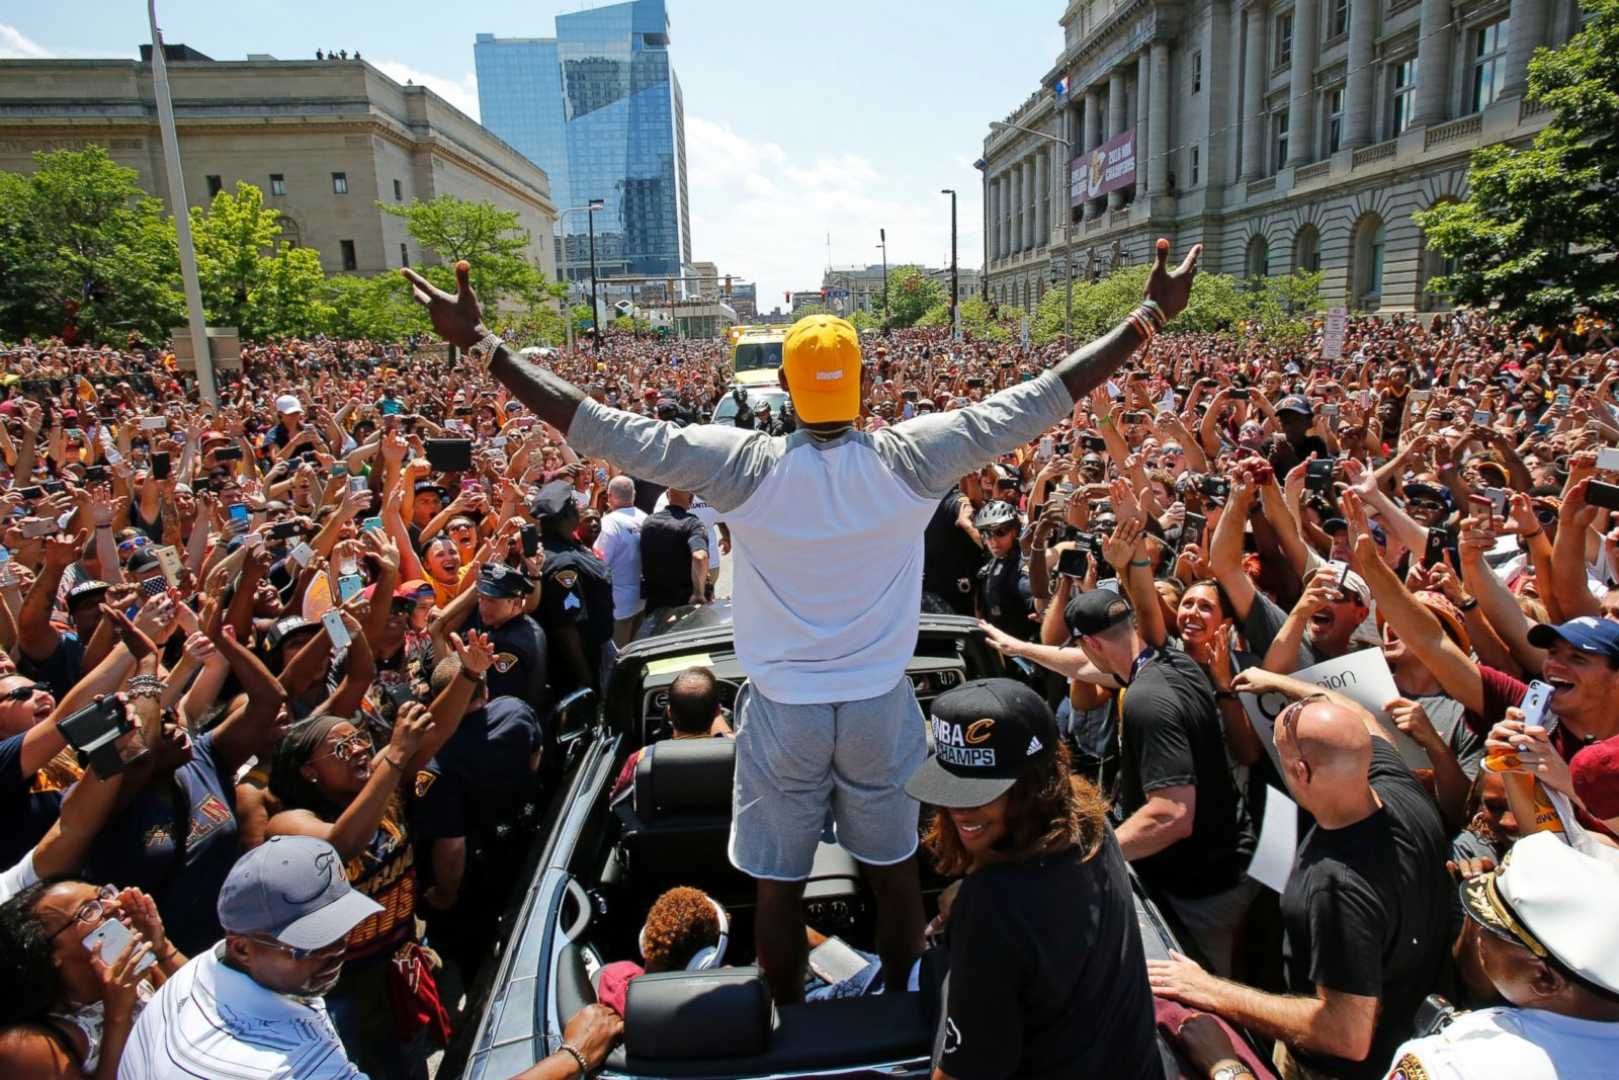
[782,315,860,423]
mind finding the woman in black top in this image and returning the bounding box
[905,678,1159,1080]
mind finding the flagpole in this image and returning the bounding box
[148,0,216,405]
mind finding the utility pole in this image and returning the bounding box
[941,189,958,339]
[147,1,215,404]
[877,228,889,324]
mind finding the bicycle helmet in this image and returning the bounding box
[974,500,1019,530]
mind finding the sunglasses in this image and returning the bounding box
[118,537,149,554]
[245,933,346,962]
[987,524,1019,538]
[2,682,46,701]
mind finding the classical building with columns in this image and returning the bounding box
[982,0,1584,315]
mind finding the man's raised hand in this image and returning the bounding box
[401,260,486,350]
[1144,238,1203,322]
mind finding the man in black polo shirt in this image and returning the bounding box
[1148,680,1451,1080]
[638,487,709,615]
[462,562,546,707]
[1065,590,1256,977]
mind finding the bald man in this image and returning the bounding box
[596,474,647,646]
[1150,673,1451,1080]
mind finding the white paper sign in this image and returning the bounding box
[1248,787,1300,893]
[1321,306,1348,361]
[1241,648,1430,773]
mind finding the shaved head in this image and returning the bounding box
[1274,698,1375,812]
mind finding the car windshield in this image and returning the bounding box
[733,340,782,372]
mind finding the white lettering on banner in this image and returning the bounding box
[936,745,997,768]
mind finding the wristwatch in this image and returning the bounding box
[1211,1064,1253,1080]
[467,332,503,372]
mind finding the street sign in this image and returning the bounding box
[1321,306,1348,360]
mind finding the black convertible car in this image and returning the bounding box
[452,603,1201,1079]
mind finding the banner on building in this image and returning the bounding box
[1071,130,1136,206]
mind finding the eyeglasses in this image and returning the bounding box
[2,682,45,702]
[244,933,346,962]
[118,537,149,554]
[48,884,118,940]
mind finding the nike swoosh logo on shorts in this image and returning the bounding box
[736,796,763,816]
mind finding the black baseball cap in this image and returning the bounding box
[476,562,534,598]
[904,678,1058,809]
[528,479,578,522]
[1064,589,1133,637]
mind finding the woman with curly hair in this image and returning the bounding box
[0,881,185,1078]
[905,678,1159,1080]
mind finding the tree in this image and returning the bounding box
[190,182,334,338]
[916,295,1015,342]
[1030,264,1319,347]
[0,146,183,342]
[1414,0,1619,325]
[884,265,945,328]
[381,195,560,314]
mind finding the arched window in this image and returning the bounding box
[1353,214,1387,309]
[1245,234,1270,280]
[1292,224,1320,274]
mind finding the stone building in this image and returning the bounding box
[982,0,1582,315]
[0,50,557,280]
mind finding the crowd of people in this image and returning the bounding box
[0,244,1615,1080]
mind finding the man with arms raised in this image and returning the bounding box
[402,239,1201,1004]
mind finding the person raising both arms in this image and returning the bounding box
[402,238,1202,1006]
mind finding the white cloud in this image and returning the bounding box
[0,24,55,59]
[373,59,481,122]
[685,114,981,312]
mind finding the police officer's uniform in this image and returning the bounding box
[464,563,547,708]
[531,481,616,694]
[1383,833,1619,1080]
[976,548,1034,641]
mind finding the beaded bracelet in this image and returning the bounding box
[127,674,165,698]
[558,1043,589,1076]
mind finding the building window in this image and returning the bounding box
[1324,88,1345,155]
[393,178,403,202]
[341,240,357,271]
[1273,108,1290,174]
[332,172,349,195]
[1246,235,1271,279]
[1390,59,1417,135]
[400,243,409,267]
[1190,145,1201,186]
[1328,0,1349,38]
[1471,19,1511,113]
[1294,224,1321,273]
[205,175,222,197]
[1355,214,1387,306]
[269,173,286,196]
[1192,51,1203,94]
[1276,11,1294,66]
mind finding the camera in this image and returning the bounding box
[1199,475,1231,500]
[1305,459,1335,494]
[1057,546,1089,578]
[56,697,147,779]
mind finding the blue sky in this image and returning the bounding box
[2,2,1064,309]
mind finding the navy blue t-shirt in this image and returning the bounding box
[0,730,67,867]
[84,732,240,956]
[413,696,544,843]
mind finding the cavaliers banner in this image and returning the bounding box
[1071,130,1136,205]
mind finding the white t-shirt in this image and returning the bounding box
[569,372,1071,704]
[119,945,363,1079]
[0,849,38,904]
[1384,1006,1619,1079]
[596,506,648,620]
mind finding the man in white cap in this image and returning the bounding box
[1384,833,1619,1079]
[119,834,381,1079]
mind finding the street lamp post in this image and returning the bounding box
[989,118,1073,346]
[877,228,889,324]
[586,201,603,348]
[940,189,958,339]
[558,198,606,352]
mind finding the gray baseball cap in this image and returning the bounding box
[218,835,382,949]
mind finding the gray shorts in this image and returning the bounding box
[728,676,927,880]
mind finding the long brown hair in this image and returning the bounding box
[923,742,1110,876]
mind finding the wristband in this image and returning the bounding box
[1129,558,1151,567]
[558,1043,589,1077]
[1457,595,1479,612]
[467,332,503,374]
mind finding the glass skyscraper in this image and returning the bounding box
[475,0,690,284]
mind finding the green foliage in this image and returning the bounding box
[790,303,832,319]
[382,195,561,314]
[189,182,334,338]
[916,295,1016,341]
[846,307,882,331]
[1031,264,1320,348]
[0,146,183,342]
[319,273,427,341]
[1415,0,1619,325]
[885,265,945,328]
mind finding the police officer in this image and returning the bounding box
[1385,833,1619,1080]
[463,562,547,707]
[974,500,1034,644]
[531,480,615,694]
